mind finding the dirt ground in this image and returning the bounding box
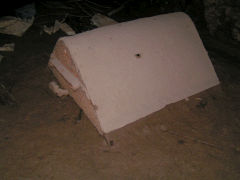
[0,23,240,179]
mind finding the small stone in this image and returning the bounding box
[235,147,240,152]
[58,114,68,122]
[178,139,185,144]
[196,100,208,109]
[0,43,15,52]
[109,140,114,146]
[160,124,168,132]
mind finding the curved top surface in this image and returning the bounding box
[60,12,219,133]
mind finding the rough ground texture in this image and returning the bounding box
[0,21,240,179]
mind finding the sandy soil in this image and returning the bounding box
[0,24,240,179]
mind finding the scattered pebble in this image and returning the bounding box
[196,100,208,109]
[235,147,240,152]
[43,20,75,35]
[178,139,185,144]
[0,43,15,52]
[109,140,114,146]
[58,114,68,122]
[160,124,168,132]
[0,16,34,37]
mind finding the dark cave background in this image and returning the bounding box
[0,0,240,43]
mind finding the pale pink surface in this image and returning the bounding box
[59,12,219,133]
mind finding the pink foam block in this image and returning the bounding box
[49,12,219,134]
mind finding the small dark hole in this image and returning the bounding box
[135,53,141,58]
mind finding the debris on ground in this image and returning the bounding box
[43,20,76,35]
[91,13,117,27]
[0,43,15,52]
[107,0,130,16]
[160,124,168,132]
[178,139,185,144]
[0,16,34,37]
[196,98,208,109]
[75,109,83,123]
[15,3,36,20]
[58,114,68,122]
[49,81,69,97]
[38,0,112,18]
[36,0,116,33]
[43,23,59,35]
[0,1,239,179]
[57,21,76,35]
